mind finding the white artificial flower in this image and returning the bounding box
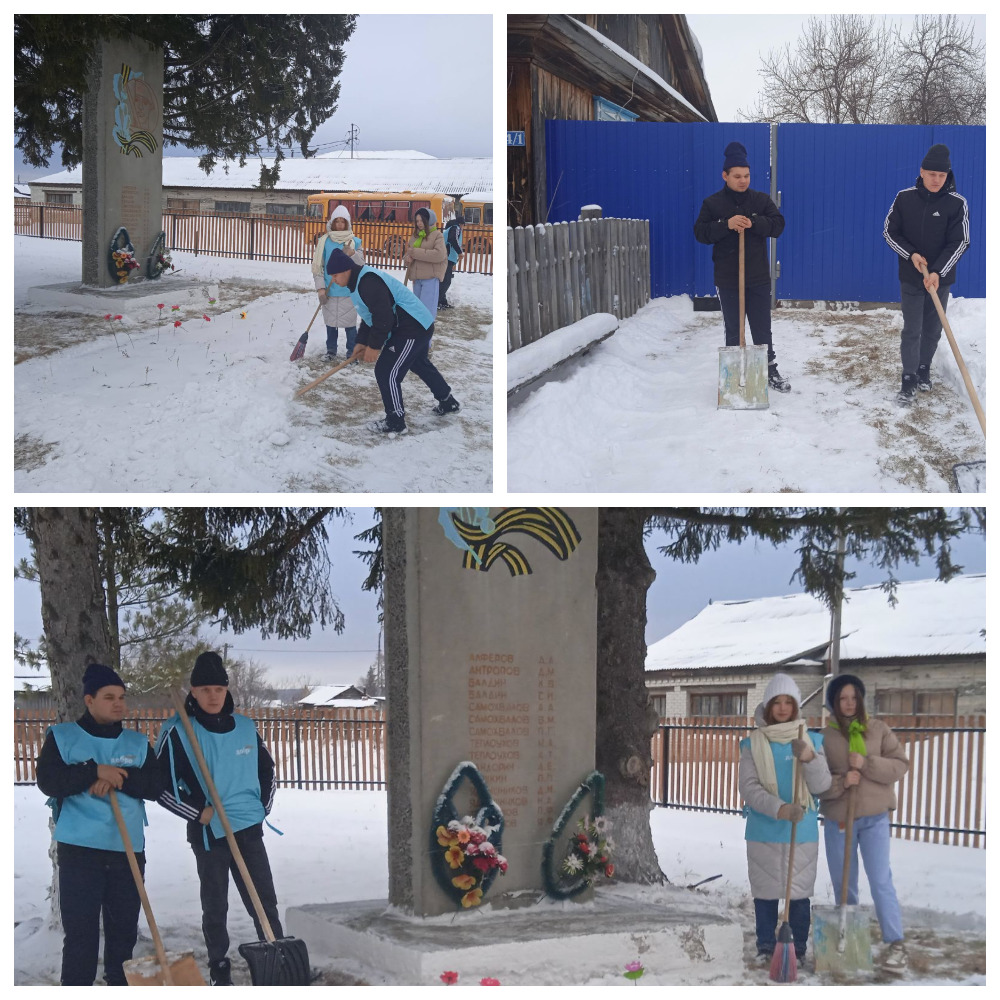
[562,855,584,874]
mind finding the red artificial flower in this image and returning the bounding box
[104,314,112,320]
[113,314,122,321]
[173,320,182,328]
[499,860,508,873]
[440,971,459,985]
[157,303,164,309]
[171,305,180,311]
[480,978,501,986]
[471,857,492,872]
[578,841,591,855]
[605,864,615,878]
[203,314,211,322]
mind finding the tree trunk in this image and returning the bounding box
[595,507,665,884]
[31,508,112,723]
[100,515,122,671]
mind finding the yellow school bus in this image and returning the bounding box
[461,195,493,226]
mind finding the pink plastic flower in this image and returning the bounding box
[173,320,182,328]
[171,305,180,311]
[157,303,164,310]
[203,314,211,322]
[104,313,112,320]
[480,978,501,986]
[113,314,122,321]
[440,971,458,985]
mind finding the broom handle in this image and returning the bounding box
[109,789,175,986]
[738,230,746,350]
[304,299,323,334]
[917,263,985,437]
[294,355,357,398]
[781,723,805,924]
[840,783,857,908]
[169,690,277,942]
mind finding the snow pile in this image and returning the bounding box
[14,237,492,492]
[508,313,618,391]
[508,295,986,492]
[13,788,984,986]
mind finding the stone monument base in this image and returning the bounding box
[286,887,745,985]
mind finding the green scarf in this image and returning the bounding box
[412,225,435,248]
[829,717,868,755]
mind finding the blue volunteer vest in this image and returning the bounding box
[351,264,434,333]
[164,712,264,838]
[48,722,149,851]
[740,730,823,844]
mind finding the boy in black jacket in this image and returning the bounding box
[36,662,166,986]
[694,141,789,392]
[439,214,463,308]
[883,143,970,405]
[154,652,282,986]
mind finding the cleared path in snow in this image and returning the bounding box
[508,297,985,493]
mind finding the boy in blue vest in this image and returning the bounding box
[155,652,282,987]
[326,246,461,435]
[35,662,165,986]
[439,213,463,309]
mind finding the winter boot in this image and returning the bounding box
[896,373,918,406]
[768,363,791,393]
[879,940,907,976]
[210,959,233,986]
[432,394,461,415]
[367,416,408,437]
[917,364,932,391]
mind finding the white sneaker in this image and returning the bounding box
[880,940,907,975]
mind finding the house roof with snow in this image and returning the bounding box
[297,683,378,708]
[14,666,51,691]
[646,574,986,673]
[15,184,31,198]
[30,153,493,197]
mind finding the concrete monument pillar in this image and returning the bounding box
[81,34,163,287]
[385,507,597,917]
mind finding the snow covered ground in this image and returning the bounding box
[508,296,986,492]
[14,236,492,492]
[14,787,985,986]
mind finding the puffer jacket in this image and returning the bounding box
[819,717,909,823]
[312,206,365,327]
[739,704,832,899]
[405,209,447,281]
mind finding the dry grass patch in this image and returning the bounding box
[14,434,56,472]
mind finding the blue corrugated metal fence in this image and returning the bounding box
[545,121,984,301]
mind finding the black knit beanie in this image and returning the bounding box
[190,651,229,688]
[825,673,866,712]
[723,141,749,171]
[83,662,126,697]
[325,247,356,275]
[921,144,951,172]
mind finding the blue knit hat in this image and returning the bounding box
[83,662,126,697]
[723,141,749,171]
[325,247,356,275]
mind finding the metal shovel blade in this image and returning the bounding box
[953,460,986,493]
[238,936,311,986]
[811,903,873,973]
[718,345,769,409]
[124,951,207,986]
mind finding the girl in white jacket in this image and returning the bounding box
[311,205,365,357]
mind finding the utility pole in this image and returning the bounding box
[349,123,359,159]
[222,642,231,663]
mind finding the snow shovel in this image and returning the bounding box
[917,263,985,492]
[718,229,768,409]
[770,723,804,983]
[812,785,873,973]
[290,300,323,361]
[293,352,359,398]
[168,690,311,987]
[109,790,206,986]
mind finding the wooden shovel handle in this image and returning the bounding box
[738,230,746,350]
[294,355,357,398]
[917,263,985,437]
[109,789,174,986]
[840,783,857,908]
[781,722,805,923]
[168,690,276,942]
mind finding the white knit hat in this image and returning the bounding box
[762,672,801,709]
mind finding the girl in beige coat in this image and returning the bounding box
[312,205,365,357]
[404,208,447,321]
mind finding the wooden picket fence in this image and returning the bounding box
[507,216,650,352]
[13,201,493,275]
[650,715,986,848]
[14,707,386,790]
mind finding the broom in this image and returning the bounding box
[769,722,805,983]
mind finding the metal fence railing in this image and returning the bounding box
[14,707,386,791]
[650,714,986,848]
[13,202,493,276]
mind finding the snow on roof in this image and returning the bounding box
[571,17,708,123]
[30,154,493,196]
[316,149,436,159]
[14,184,31,197]
[14,667,51,691]
[646,574,985,672]
[297,684,378,708]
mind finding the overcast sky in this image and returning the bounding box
[14,14,491,182]
[686,14,987,122]
[14,509,985,691]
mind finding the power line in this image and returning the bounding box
[227,647,378,654]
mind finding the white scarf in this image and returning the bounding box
[750,720,815,811]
